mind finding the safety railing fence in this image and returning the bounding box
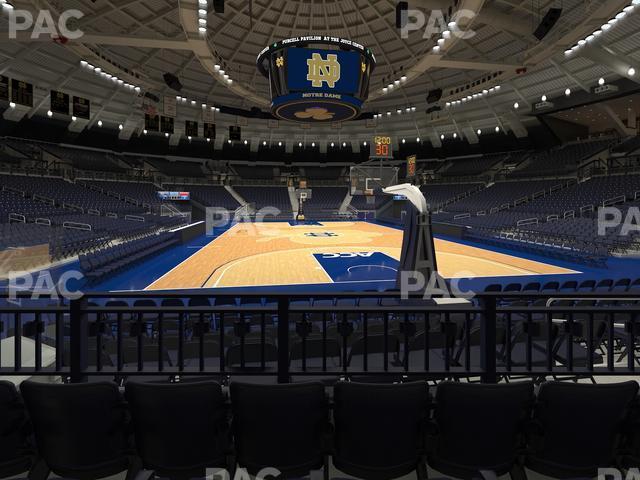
[1,292,639,384]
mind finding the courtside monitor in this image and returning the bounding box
[157,191,190,201]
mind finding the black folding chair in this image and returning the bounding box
[226,342,278,370]
[230,382,330,478]
[333,381,430,479]
[125,381,230,479]
[526,381,639,477]
[0,381,33,479]
[427,381,534,479]
[20,381,141,480]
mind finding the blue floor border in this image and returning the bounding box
[2,220,639,294]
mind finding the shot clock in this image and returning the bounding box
[370,135,393,159]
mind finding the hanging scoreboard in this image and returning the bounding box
[51,90,70,115]
[257,37,376,123]
[370,135,393,159]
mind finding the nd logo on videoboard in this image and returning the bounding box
[257,37,375,123]
[306,53,341,88]
[268,47,369,123]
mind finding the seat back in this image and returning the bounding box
[0,381,32,476]
[123,344,168,365]
[504,283,522,292]
[20,381,130,477]
[183,341,221,359]
[125,381,228,476]
[528,381,639,476]
[349,334,398,358]
[188,297,212,307]
[430,382,533,475]
[230,382,328,477]
[290,337,341,361]
[523,282,541,292]
[560,281,577,292]
[484,284,502,292]
[226,343,278,366]
[161,298,185,307]
[333,381,430,479]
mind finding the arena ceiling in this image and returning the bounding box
[0,0,639,148]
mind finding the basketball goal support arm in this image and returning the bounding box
[383,184,439,289]
[382,183,427,214]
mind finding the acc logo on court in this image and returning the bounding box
[307,53,341,88]
[321,252,375,258]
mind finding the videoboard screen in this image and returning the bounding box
[286,48,361,95]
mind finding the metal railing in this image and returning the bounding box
[1,292,640,384]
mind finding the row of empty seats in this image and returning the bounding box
[0,174,145,215]
[41,144,126,173]
[79,232,178,282]
[234,186,292,218]
[437,179,572,214]
[167,184,240,211]
[1,380,639,479]
[420,183,483,210]
[302,186,348,217]
[3,135,630,183]
[510,138,614,178]
[440,153,506,177]
[485,277,640,294]
[146,158,207,178]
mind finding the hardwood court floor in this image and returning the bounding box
[146,221,577,290]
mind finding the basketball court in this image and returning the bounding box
[146,221,578,290]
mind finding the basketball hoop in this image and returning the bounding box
[349,164,399,196]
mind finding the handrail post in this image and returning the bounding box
[70,296,88,383]
[277,297,290,384]
[480,295,498,384]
